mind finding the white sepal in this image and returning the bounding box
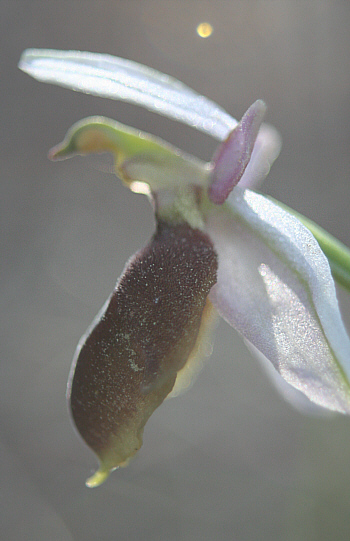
[19,48,237,140]
[206,189,350,413]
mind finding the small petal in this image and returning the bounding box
[238,123,282,190]
[208,100,266,204]
[205,189,350,413]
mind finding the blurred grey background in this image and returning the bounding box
[2,1,350,540]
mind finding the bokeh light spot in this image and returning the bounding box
[196,22,213,38]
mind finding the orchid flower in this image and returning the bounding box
[19,49,350,488]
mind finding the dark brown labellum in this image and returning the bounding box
[67,220,218,477]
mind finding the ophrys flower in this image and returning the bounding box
[19,49,350,487]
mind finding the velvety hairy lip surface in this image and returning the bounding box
[68,221,217,471]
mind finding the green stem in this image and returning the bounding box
[268,197,350,293]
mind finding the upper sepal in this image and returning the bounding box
[19,48,237,140]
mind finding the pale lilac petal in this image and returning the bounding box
[244,340,333,416]
[206,189,350,413]
[19,49,237,140]
[208,100,266,204]
[238,123,282,189]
